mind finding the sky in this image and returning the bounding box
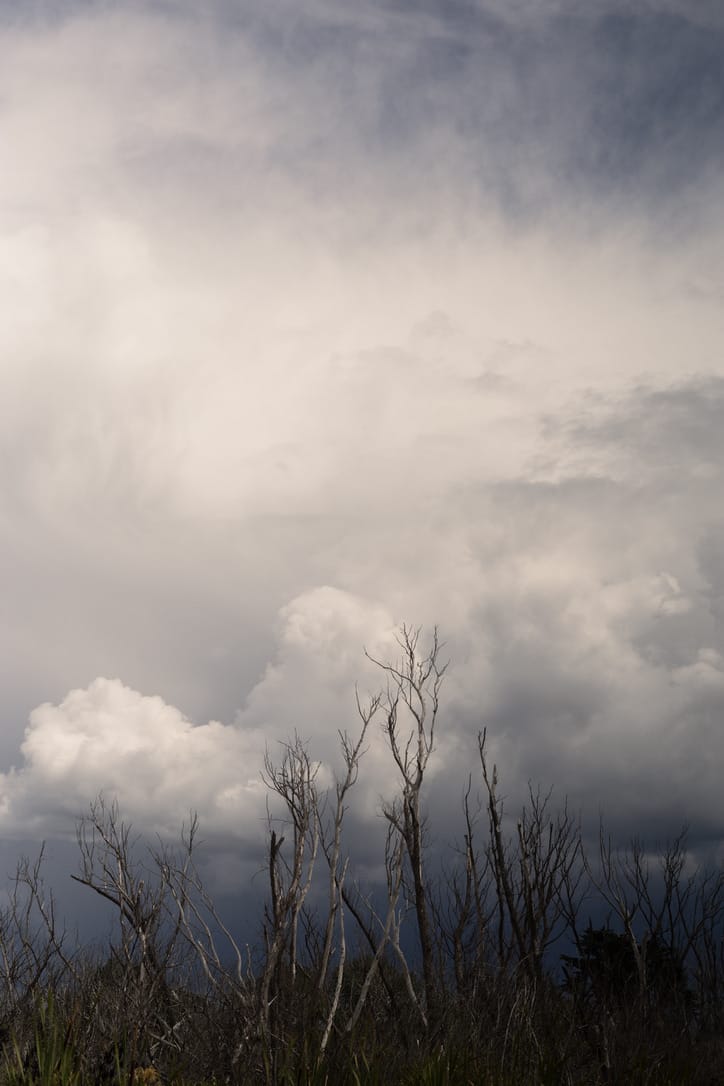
[2,0,724,898]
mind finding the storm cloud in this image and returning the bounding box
[2,0,724,873]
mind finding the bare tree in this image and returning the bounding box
[258,734,320,1070]
[0,846,73,1038]
[315,689,381,1054]
[71,795,189,1072]
[479,731,583,980]
[162,827,259,1079]
[342,822,413,1036]
[433,778,496,1000]
[367,624,447,1033]
[588,825,724,1016]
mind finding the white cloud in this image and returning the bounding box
[0,677,268,841]
[0,587,404,843]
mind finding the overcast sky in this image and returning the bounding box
[2,0,724,888]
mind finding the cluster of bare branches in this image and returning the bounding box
[0,625,723,1084]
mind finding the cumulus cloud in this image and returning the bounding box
[8,513,724,859]
[0,587,404,846]
[0,678,268,843]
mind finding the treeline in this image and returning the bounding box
[1,627,723,1084]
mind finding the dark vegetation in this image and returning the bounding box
[1,628,723,1084]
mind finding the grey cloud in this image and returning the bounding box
[436,379,724,847]
[8,0,719,225]
[557,378,724,485]
[219,0,724,220]
[1,0,724,891]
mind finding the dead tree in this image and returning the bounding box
[478,731,583,981]
[315,689,381,1055]
[342,822,414,1035]
[71,796,187,1069]
[0,846,73,1050]
[367,624,447,1034]
[258,735,320,1066]
[588,826,723,1018]
[164,842,258,1076]
[432,778,497,1001]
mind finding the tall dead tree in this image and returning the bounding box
[316,689,380,1054]
[479,731,583,980]
[258,734,319,1069]
[367,624,447,1034]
